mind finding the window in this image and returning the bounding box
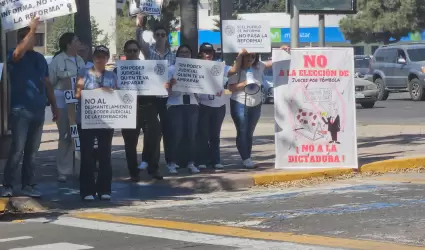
[354,57,370,68]
[353,46,364,55]
[407,48,425,62]
[35,33,44,47]
[371,46,380,55]
[374,49,396,63]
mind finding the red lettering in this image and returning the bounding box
[287,155,342,163]
[317,145,323,152]
[339,70,349,76]
[279,70,285,76]
[302,144,315,152]
[303,55,327,68]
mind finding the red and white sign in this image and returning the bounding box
[273,48,358,169]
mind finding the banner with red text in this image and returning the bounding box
[274,47,358,169]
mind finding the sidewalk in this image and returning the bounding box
[2,122,425,213]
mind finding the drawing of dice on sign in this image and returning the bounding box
[210,65,222,77]
[293,108,325,141]
[224,25,235,36]
[154,63,165,75]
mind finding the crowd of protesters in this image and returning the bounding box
[1,15,288,201]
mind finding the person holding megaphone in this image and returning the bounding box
[228,46,289,168]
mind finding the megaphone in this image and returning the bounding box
[244,68,260,95]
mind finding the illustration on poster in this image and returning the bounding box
[119,65,148,85]
[0,1,67,23]
[84,98,133,120]
[176,63,204,84]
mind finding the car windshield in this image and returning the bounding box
[407,48,425,62]
[354,57,370,68]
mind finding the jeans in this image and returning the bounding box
[197,104,226,165]
[155,97,170,164]
[168,105,198,164]
[3,108,44,188]
[122,103,161,176]
[230,100,261,161]
[78,125,114,198]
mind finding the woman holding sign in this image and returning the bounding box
[228,47,288,168]
[49,32,85,182]
[74,45,117,201]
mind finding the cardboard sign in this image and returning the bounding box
[172,58,224,95]
[274,47,358,170]
[222,20,271,53]
[0,0,77,31]
[81,90,137,129]
[117,60,168,96]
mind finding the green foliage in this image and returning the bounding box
[340,0,425,44]
[209,0,286,15]
[47,15,111,55]
[212,14,242,32]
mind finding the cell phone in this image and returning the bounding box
[183,94,190,105]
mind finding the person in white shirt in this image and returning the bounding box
[165,44,200,174]
[196,43,237,170]
[77,43,94,69]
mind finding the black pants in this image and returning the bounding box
[122,103,161,176]
[78,125,114,198]
[155,97,170,164]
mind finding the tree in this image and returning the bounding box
[180,0,199,55]
[340,0,425,44]
[210,0,286,14]
[74,0,92,55]
[91,16,110,47]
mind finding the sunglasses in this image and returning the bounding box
[155,33,166,38]
[125,49,139,53]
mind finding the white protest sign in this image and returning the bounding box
[274,47,357,170]
[117,60,168,96]
[0,0,77,31]
[172,58,224,95]
[64,89,77,104]
[71,76,76,90]
[74,137,80,151]
[70,124,78,138]
[221,20,271,53]
[81,90,137,129]
[139,0,162,16]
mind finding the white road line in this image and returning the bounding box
[52,217,343,250]
[0,236,33,242]
[9,243,93,250]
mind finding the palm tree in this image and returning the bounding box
[74,0,92,55]
[179,0,199,55]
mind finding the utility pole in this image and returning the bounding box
[318,14,325,47]
[74,0,92,56]
[180,0,199,55]
[219,0,234,65]
[290,0,299,48]
[44,20,47,54]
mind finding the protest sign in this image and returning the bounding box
[117,60,168,96]
[172,58,224,95]
[70,124,78,138]
[81,90,137,129]
[139,0,162,16]
[64,90,77,104]
[274,47,357,170]
[74,137,80,151]
[221,20,270,53]
[0,0,77,31]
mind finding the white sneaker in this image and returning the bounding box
[242,158,255,169]
[188,164,200,174]
[167,163,179,174]
[214,164,224,169]
[138,161,148,170]
[21,186,42,198]
[83,195,95,201]
[58,175,67,182]
[1,186,13,197]
[100,194,111,200]
[197,164,207,169]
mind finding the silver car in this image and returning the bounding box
[355,77,379,108]
[262,68,274,104]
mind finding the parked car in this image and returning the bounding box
[354,55,371,78]
[366,42,425,101]
[262,67,274,104]
[355,76,378,108]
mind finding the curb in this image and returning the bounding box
[251,157,425,186]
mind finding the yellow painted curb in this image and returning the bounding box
[0,198,9,213]
[252,168,354,186]
[360,157,425,173]
[73,212,424,250]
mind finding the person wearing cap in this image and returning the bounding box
[1,18,58,198]
[227,46,288,168]
[74,45,117,201]
[114,40,163,181]
[136,13,175,172]
[195,43,233,170]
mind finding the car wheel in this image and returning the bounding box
[409,78,425,101]
[374,78,389,101]
[361,102,375,109]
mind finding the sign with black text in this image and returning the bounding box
[0,0,77,31]
[139,0,162,16]
[81,90,137,129]
[222,20,271,53]
[117,60,168,95]
[172,58,224,95]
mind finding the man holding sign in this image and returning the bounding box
[1,18,58,198]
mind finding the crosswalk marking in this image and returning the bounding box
[9,243,93,250]
[0,236,33,242]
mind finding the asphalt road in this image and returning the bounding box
[44,92,425,126]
